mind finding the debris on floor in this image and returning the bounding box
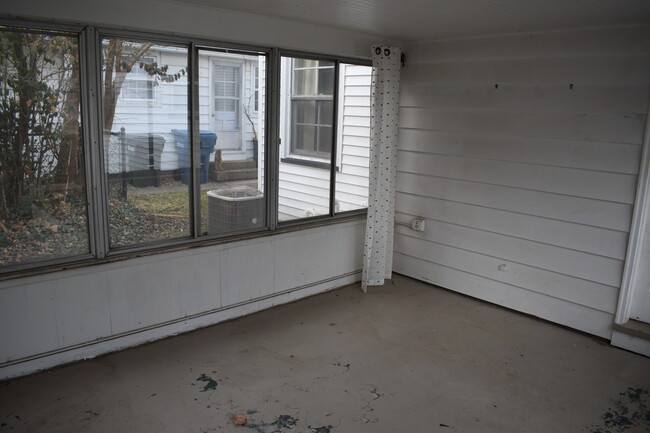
[361,385,383,424]
[590,387,649,433]
[196,374,218,392]
[233,413,247,425]
[308,426,333,433]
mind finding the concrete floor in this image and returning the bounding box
[1,274,649,433]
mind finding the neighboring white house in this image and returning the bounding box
[110,46,371,219]
[109,47,261,170]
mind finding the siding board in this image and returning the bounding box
[396,172,633,231]
[397,151,638,203]
[400,83,650,114]
[398,129,641,174]
[396,193,629,260]
[394,218,624,287]
[404,55,650,85]
[399,107,646,144]
[394,235,619,313]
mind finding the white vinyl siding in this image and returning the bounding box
[394,25,650,339]
[335,64,371,212]
[111,49,189,171]
[113,50,260,169]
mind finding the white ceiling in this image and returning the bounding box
[172,0,650,42]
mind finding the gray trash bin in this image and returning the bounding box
[125,133,165,187]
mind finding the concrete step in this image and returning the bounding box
[214,159,257,171]
[212,168,258,182]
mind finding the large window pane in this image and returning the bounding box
[0,28,90,267]
[102,38,190,248]
[278,56,335,222]
[198,49,266,236]
[334,64,372,213]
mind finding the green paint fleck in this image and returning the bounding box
[196,374,218,392]
[590,387,649,433]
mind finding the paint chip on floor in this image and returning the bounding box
[196,374,218,392]
[589,387,649,433]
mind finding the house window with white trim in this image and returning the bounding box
[290,59,334,159]
[213,63,241,130]
[122,56,155,100]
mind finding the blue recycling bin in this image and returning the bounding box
[171,129,217,184]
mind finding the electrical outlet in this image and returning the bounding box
[411,218,425,232]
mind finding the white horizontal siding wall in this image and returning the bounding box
[0,220,365,379]
[394,25,650,339]
[113,51,260,170]
[113,49,190,171]
[336,64,372,212]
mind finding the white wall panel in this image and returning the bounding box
[396,25,650,338]
[220,241,276,306]
[273,235,309,292]
[0,289,27,363]
[0,221,366,379]
[53,273,112,350]
[23,282,61,357]
[107,260,183,335]
[175,252,222,317]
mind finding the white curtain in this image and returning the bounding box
[361,45,402,291]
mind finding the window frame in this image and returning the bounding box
[289,59,335,159]
[277,50,371,226]
[0,22,98,273]
[0,18,371,279]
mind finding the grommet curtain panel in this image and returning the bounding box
[361,45,402,291]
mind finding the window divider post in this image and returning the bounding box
[190,44,201,238]
[267,48,281,231]
[328,61,340,217]
[82,26,110,258]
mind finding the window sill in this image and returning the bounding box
[0,210,367,282]
[280,157,339,171]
